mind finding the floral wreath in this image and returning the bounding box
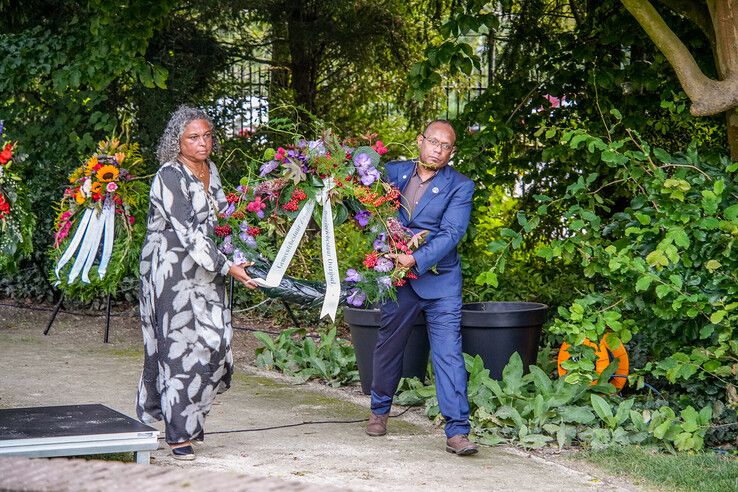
[50,137,148,300]
[0,122,36,272]
[214,129,426,309]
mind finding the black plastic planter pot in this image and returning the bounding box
[344,307,430,395]
[461,301,548,380]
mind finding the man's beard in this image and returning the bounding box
[418,160,443,170]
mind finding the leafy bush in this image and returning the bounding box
[475,121,737,446]
[253,327,359,387]
[397,353,714,452]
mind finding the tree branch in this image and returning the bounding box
[228,52,289,69]
[621,0,738,116]
[656,0,716,48]
[568,0,584,27]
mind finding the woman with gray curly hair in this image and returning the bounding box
[136,105,257,461]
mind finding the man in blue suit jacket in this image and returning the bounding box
[366,120,478,456]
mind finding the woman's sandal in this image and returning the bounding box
[169,442,195,461]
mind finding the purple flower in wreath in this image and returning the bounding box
[307,139,326,156]
[287,148,307,162]
[347,288,367,307]
[374,256,394,273]
[239,220,249,232]
[224,202,236,218]
[233,249,248,265]
[0,121,4,137]
[237,184,248,194]
[377,276,392,291]
[239,232,258,249]
[219,235,234,255]
[353,152,372,169]
[353,152,381,185]
[360,166,381,186]
[344,268,362,283]
[259,159,280,177]
[373,233,389,252]
[354,209,372,228]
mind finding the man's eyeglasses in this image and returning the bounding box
[422,135,454,151]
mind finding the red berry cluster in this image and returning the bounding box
[226,193,240,204]
[281,188,308,212]
[357,187,401,209]
[282,200,299,212]
[247,226,261,236]
[215,224,233,237]
[363,251,379,268]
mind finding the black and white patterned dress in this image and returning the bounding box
[136,160,233,444]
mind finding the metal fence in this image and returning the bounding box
[211,63,271,138]
[212,34,494,131]
[442,34,491,120]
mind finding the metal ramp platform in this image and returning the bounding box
[0,404,159,464]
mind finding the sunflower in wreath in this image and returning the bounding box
[50,137,149,300]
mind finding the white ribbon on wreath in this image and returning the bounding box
[54,197,116,284]
[252,177,341,321]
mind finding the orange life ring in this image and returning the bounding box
[557,336,629,390]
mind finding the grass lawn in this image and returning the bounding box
[67,452,135,463]
[575,446,738,492]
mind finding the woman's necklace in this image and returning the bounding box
[182,159,208,181]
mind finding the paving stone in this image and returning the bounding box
[0,457,343,492]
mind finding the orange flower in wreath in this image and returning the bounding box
[96,165,119,182]
[85,156,98,175]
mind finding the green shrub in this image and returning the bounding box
[253,326,359,387]
[398,353,714,452]
[476,122,737,446]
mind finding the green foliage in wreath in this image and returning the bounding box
[0,134,36,272]
[49,138,148,301]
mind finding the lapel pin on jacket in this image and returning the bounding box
[432,187,439,194]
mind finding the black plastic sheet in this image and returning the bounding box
[246,258,349,309]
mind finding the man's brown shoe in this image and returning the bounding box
[366,412,389,436]
[445,435,479,456]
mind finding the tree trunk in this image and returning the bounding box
[269,14,290,116]
[622,0,738,159]
[726,111,738,161]
[709,0,738,159]
[287,0,319,117]
[487,30,496,85]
